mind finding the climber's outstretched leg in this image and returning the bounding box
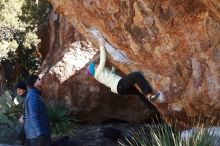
[117,72,159,101]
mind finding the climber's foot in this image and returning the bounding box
[145,92,160,102]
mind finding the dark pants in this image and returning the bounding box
[26,137,50,146]
[18,124,26,144]
[117,72,153,95]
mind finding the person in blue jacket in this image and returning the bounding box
[87,43,160,101]
[14,81,27,145]
[24,75,51,146]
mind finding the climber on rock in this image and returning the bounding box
[86,40,160,101]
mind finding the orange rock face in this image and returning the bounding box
[45,0,220,127]
[39,11,159,124]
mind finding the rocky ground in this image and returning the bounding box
[1,123,220,146]
[0,122,144,146]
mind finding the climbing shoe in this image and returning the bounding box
[145,92,160,101]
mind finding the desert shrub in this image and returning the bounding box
[47,100,79,137]
[118,122,219,146]
[0,90,22,140]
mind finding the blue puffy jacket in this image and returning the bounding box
[24,88,51,139]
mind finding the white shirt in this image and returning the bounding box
[94,46,121,94]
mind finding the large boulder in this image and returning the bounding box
[43,0,220,128]
[39,11,158,123]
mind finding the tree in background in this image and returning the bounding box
[0,0,51,90]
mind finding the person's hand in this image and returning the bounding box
[98,38,106,47]
[96,32,106,47]
[111,66,116,73]
[90,29,106,46]
[19,115,24,124]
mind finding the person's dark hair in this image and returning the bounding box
[16,81,27,90]
[26,75,39,88]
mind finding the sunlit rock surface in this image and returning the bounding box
[44,0,220,127]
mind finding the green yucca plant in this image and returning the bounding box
[0,113,19,142]
[0,90,21,140]
[0,90,23,117]
[48,107,71,135]
[183,127,218,146]
[119,123,181,146]
[148,123,182,146]
[47,107,78,137]
[118,123,218,146]
[0,112,18,137]
[0,90,14,112]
